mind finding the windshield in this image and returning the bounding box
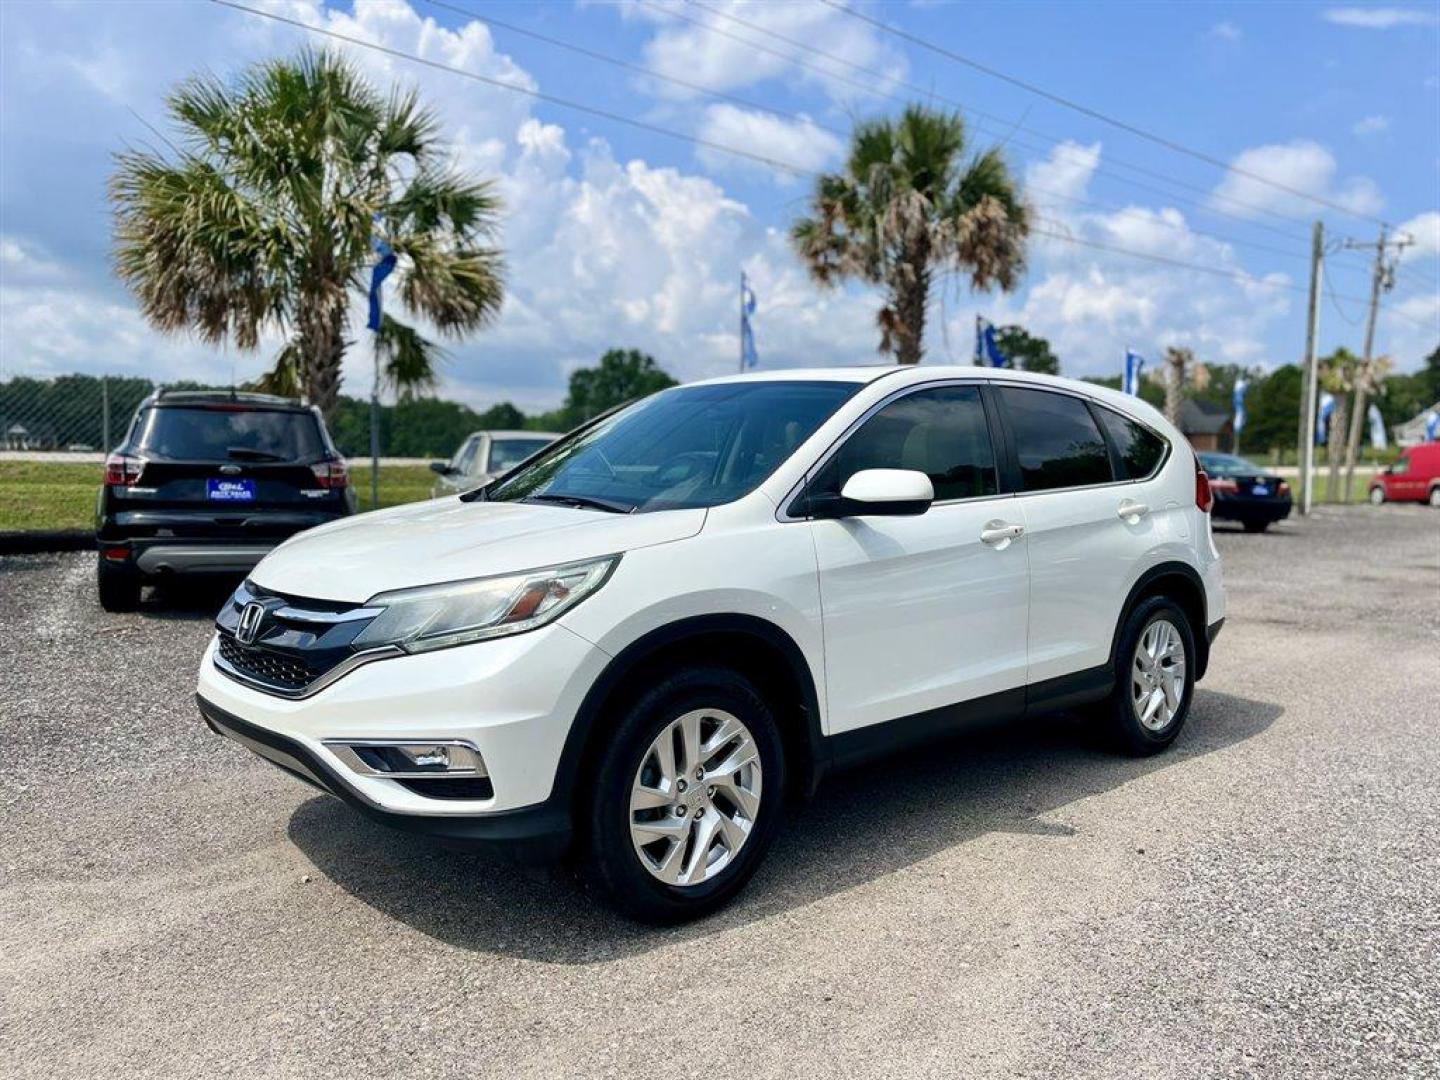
[134,406,325,462]
[486,381,860,512]
[1199,453,1261,473]
[488,437,555,473]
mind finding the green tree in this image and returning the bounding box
[110,50,504,418]
[561,349,677,426]
[993,325,1059,375]
[1084,375,1165,411]
[1243,365,1302,460]
[791,104,1029,365]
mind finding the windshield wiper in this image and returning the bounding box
[226,447,287,462]
[522,492,633,514]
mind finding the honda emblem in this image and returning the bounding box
[236,601,266,645]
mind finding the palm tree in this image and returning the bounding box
[110,50,503,417]
[791,104,1029,365]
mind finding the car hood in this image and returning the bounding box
[250,497,706,602]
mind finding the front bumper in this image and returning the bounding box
[198,696,571,857]
[195,620,612,856]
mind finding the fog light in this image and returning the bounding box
[325,740,487,779]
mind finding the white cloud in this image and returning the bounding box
[694,105,842,181]
[1351,114,1391,136]
[1322,7,1438,29]
[957,141,1296,376]
[1208,21,1243,41]
[1025,140,1102,204]
[1209,140,1384,220]
[637,0,907,105]
[1396,211,1440,259]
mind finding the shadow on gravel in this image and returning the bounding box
[131,577,241,621]
[287,689,1281,964]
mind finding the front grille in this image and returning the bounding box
[217,631,321,691]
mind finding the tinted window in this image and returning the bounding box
[1097,406,1168,479]
[488,381,858,513]
[487,437,555,473]
[134,406,324,462]
[998,387,1113,491]
[817,385,997,501]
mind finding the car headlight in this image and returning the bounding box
[351,555,619,654]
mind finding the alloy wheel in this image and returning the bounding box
[628,708,763,887]
[1131,618,1186,732]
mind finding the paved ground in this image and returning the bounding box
[2,506,1437,1079]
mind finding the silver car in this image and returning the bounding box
[430,429,560,497]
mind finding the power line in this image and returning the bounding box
[425,0,1337,273]
[419,0,843,146]
[209,0,816,179]
[818,0,1392,228]
[207,0,1430,330]
[678,0,1336,246]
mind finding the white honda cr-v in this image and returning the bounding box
[198,366,1224,922]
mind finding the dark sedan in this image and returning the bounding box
[1197,452,1292,532]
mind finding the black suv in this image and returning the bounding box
[96,390,355,610]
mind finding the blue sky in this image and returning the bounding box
[1,0,1436,411]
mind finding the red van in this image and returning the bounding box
[1369,443,1440,508]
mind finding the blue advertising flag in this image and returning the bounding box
[1232,378,1249,434]
[974,316,1008,367]
[740,272,758,369]
[1367,403,1388,450]
[1316,391,1336,445]
[1426,410,1440,443]
[367,235,397,333]
[1123,349,1146,396]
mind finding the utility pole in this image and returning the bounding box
[1340,227,1412,502]
[1299,221,1324,516]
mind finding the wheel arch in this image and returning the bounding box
[554,614,826,831]
[1111,561,1212,680]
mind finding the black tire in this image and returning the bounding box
[579,667,785,923]
[1429,486,1440,509]
[1242,519,1269,533]
[1098,596,1196,757]
[97,557,142,612]
[1368,486,1385,506]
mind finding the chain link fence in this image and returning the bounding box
[0,374,154,454]
[0,373,447,534]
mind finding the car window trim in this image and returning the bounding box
[1087,399,1173,483]
[779,377,1010,522]
[988,381,1171,497]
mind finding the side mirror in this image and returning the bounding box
[822,468,934,517]
[429,461,452,476]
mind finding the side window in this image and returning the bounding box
[1094,405,1168,480]
[997,387,1113,491]
[1391,455,1410,475]
[453,436,481,474]
[817,385,998,502]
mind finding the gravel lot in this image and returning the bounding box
[2,506,1437,1079]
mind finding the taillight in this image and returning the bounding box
[311,459,348,489]
[1277,481,1291,496]
[1195,459,1214,514]
[104,452,144,486]
[1209,477,1238,494]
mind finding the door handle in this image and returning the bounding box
[1117,500,1150,522]
[980,521,1025,546]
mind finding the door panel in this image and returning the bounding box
[1020,487,1152,681]
[993,386,1156,683]
[812,499,1030,733]
[804,383,1030,735]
